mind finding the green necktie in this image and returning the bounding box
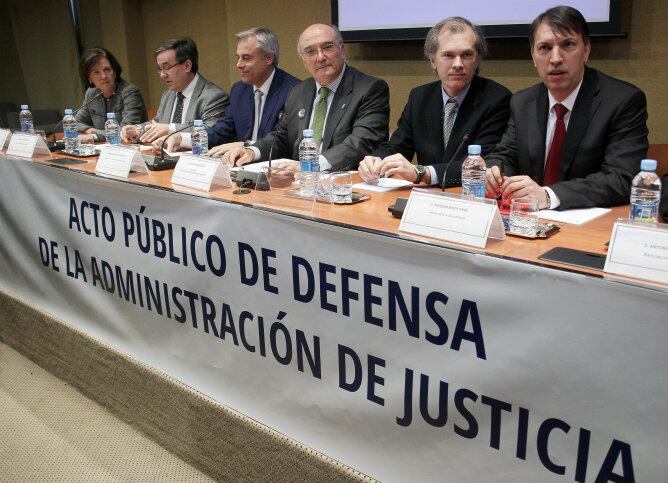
[311,86,330,145]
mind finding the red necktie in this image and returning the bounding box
[543,103,568,186]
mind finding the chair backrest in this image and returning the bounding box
[6,109,62,133]
[648,144,668,177]
[0,102,18,128]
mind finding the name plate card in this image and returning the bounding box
[95,145,148,178]
[604,220,668,284]
[6,132,50,158]
[0,129,11,149]
[171,154,232,191]
[399,188,505,248]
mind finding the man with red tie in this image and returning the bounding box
[485,5,648,210]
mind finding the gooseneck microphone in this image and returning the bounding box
[50,90,109,142]
[158,110,224,163]
[441,132,472,191]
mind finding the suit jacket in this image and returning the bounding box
[207,68,299,147]
[488,67,649,209]
[75,79,147,135]
[155,74,229,129]
[372,76,510,187]
[253,65,389,171]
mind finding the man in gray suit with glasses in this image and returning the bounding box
[121,37,229,143]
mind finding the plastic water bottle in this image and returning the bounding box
[62,108,79,152]
[191,120,208,156]
[461,144,486,198]
[630,159,661,222]
[298,129,319,196]
[104,112,120,145]
[19,104,34,133]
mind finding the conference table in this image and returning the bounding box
[1,146,666,482]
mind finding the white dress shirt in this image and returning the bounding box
[168,73,200,132]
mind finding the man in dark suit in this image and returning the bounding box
[226,23,389,171]
[121,37,229,143]
[159,28,299,155]
[486,6,649,210]
[358,17,510,187]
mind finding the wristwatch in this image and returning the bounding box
[414,164,426,184]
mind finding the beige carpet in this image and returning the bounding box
[0,341,213,482]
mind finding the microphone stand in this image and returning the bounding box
[441,132,472,191]
[50,90,108,145]
[157,110,224,164]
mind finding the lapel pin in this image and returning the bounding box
[341,103,347,110]
[298,108,306,119]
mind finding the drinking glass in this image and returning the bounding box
[329,171,353,204]
[509,197,539,237]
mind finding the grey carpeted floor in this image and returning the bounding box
[0,341,213,482]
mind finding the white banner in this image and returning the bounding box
[0,157,666,483]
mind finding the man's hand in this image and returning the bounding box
[140,122,171,143]
[151,133,181,153]
[121,125,141,143]
[485,166,505,198]
[209,141,243,158]
[226,147,255,167]
[500,175,549,209]
[78,133,96,144]
[379,153,428,183]
[358,156,383,182]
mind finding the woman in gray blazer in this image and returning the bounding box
[76,48,147,142]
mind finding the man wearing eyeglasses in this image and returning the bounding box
[226,23,389,171]
[121,37,229,143]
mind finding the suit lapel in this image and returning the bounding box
[184,76,205,121]
[421,83,444,163]
[322,66,353,149]
[530,87,549,183]
[259,69,281,135]
[561,68,600,178]
[296,78,316,136]
[237,84,254,139]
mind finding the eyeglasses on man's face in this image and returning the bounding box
[301,42,341,60]
[156,62,183,74]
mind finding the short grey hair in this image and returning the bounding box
[237,27,280,66]
[424,17,488,63]
[297,24,344,54]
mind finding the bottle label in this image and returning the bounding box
[106,134,121,145]
[64,130,78,139]
[630,203,658,222]
[462,181,485,199]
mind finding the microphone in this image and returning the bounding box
[441,132,472,191]
[50,90,108,140]
[158,110,224,163]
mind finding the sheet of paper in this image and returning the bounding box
[537,207,610,225]
[353,178,413,192]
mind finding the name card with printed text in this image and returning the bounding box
[171,154,233,191]
[399,188,505,248]
[604,220,668,284]
[6,132,51,159]
[0,129,11,149]
[95,145,148,178]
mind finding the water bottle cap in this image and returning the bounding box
[106,112,115,119]
[21,104,29,110]
[467,144,482,155]
[303,129,314,137]
[193,119,203,126]
[64,109,73,115]
[640,159,657,171]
